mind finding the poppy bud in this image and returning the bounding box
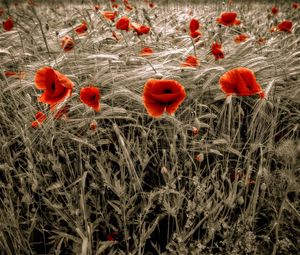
[161,166,168,174]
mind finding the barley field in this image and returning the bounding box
[0,0,300,254]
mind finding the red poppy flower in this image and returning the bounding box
[149,3,155,8]
[130,22,150,35]
[192,127,199,136]
[125,4,133,11]
[4,71,26,79]
[0,8,4,16]
[140,47,154,56]
[271,6,279,15]
[234,34,248,43]
[54,105,70,119]
[35,66,74,109]
[277,20,293,32]
[75,21,87,35]
[216,12,241,26]
[181,55,199,67]
[292,3,299,9]
[112,4,119,9]
[116,16,130,31]
[195,153,204,162]
[107,232,118,241]
[31,111,46,128]
[31,120,40,129]
[143,79,186,118]
[80,86,101,112]
[101,11,117,22]
[211,42,224,60]
[94,5,100,11]
[35,111,47,123]
[61,36,74,52]
[190,30,201,39]
[90,120,97,131]
[189,18,200,32]
[219,67,265,98]
[3,17,14,31]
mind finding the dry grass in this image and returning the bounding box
[0,0,299,254]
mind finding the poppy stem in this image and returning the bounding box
[30,5,51,58]
[121,31,129,46]
[144,59,157,74]
[190,36,197,57]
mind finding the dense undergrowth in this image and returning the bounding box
[0,1,299,254]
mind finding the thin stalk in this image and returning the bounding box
[30,6,51,58]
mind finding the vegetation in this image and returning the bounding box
[0,1,299,254]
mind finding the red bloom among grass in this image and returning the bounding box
[216,12,240,26]
[35,67,74,109]
[61,36,74,52]
[125,5,133,11]
[292,2,299,9]
[234,34,248,43]
[3,17,14,31]
[189,18,200,32]
[35,111,47,123]
[31,120,40,128]
[143,79,186,118]
[211,42,224,60]
[101,11,117,22]
[271,6,279,15]
[140,47,154,56]
[277,20,293,32]
[124,0,133,12]
[149,3,155,8]
[190,30,201,39]
[80,86,101,112]
[189,18,201,40]
[130,22,150,35]
[116,16,130,31]
[54,105,70,119]
[94,5,100,11]
[0,8,4,16]
[31,111,46,129]
[219,67,265,98]
[90,120,97,131]
[112,4,119,9]
[181,55,199,67]
[4,71,26,79]
[107,232,118,241]
[75,21,87,35]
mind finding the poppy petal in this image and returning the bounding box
[143,97,165,117]
[140,47,153,56]
[143,79,186,117]
[219,67,264,97]
[54,71,74,89]
[35,66,55,90]
[35,111,47,123]
[80,86,101,112]
[189,18,200,32]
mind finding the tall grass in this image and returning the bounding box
[0,1,299,254]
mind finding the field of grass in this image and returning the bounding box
[0,0,300,254]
